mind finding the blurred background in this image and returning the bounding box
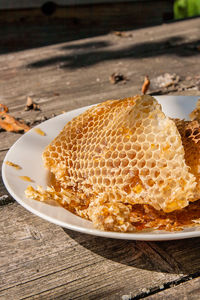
[0,0,200,52]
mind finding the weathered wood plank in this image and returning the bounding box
[0,20,199,151]
[146,277,200,300]
[0,151,13,200]
[0,18,200,100]
[0,19,199,146]
[0,203,176,299]
[0,202,200,299]
[0,132,22,151]
[0,18,200,299]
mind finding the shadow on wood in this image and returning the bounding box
[26,35,200,70]
[64,228,200,275]
[0,0,174,55]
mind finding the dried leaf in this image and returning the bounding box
[24,96,40,111]
[26,96,33,107]
[190,98,200,121]
[0,113,30,133]
[109,73,127,84]
[141,76,150,94]
[0,104,9,113]
[113,31,132,38]
[150,73,180,90]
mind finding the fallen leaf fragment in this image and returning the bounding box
[141,76,150,94]
[5,160,22,170]
[24,96,40,111]
[0,113,30,133]
[34,127,46,136]
[0,194,14,206]
[30,115,48,126]
[109,73,127,84]
[190,98,200,121]
[113,31,132,38]
[0,104,9,113]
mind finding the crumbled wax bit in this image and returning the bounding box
[5,161,22,170]
[19,176,33,182]
[34,128,46,136]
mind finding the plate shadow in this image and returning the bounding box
[64,228,200,275]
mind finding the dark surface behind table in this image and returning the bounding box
[0,14,200,300]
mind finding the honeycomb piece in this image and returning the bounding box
[25,185,200,232]
[175,119,200,198]
[42,95,197,214]
[184,120,200,144]
[189,98,200,121]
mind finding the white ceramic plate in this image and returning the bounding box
[2,96,200,241]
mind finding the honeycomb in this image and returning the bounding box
[39,94,198,214]
[189,98,200,121]
[25,95,200,232]
[175,119,200,198]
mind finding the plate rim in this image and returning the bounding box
[2,96,200,241]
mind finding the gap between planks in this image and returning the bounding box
[134,271,200,300]
[12,271,200,300]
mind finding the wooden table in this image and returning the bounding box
[1,17,200,299]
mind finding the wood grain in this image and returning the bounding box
[0,17,200,299]
[146,277,200,300]
[0,203,200,299]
